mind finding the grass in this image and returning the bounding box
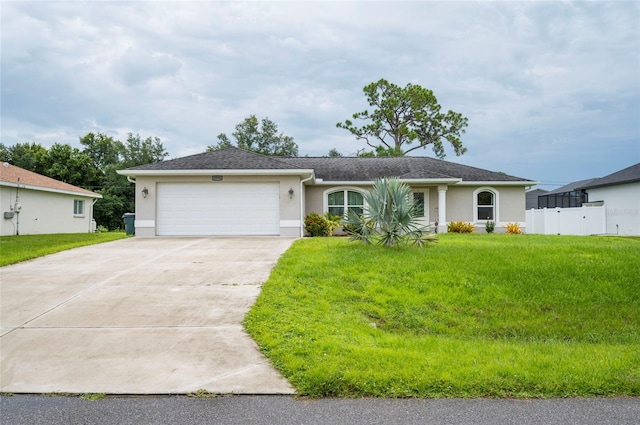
[244,234,640,398]
[0,232,128,266]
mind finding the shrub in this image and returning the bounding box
[342,178,437,247]
[323,212,342,234]
[96,225,110,233]
[447,221,475,233]
[305,212,335,237]
[506,222,522,234]
[342,213,376,239]
[485,221,496,233]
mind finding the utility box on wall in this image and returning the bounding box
[4,211,15,219]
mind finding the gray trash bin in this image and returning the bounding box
[122,213,135,235]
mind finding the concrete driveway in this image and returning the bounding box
[0,237,296,394]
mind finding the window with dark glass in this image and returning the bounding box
[413,192,425,217]
[477,191,494,220]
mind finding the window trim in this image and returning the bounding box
[323,187,367,217]
[73,199,85,217]
[473,187,499,223]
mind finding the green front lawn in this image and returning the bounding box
[244,234,640,398]
[0,232,128,267]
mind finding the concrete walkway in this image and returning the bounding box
[0,237,296,394]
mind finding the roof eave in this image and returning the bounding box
[455,180,538,186]
[311,178,462,185]
[117,169,316,177]
[0,182,102,198]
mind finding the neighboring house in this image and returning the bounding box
[0,163,102,236]
[117,147,536,237]
[525,188,548,210]
[579,163,640,236]
[527,162,640,236]
[536,178,597,209]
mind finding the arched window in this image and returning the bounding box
[327,189,364,217]
[475,189,496,221]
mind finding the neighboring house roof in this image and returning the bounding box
[0,163,101,198]
[578,163,640,190]
[120,147,534,184]
[544,178,598,196]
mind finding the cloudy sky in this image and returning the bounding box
[2,1,639,189]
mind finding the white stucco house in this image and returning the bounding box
[580,163,640,236]
[117,147,536,237]
[0,163,102,236]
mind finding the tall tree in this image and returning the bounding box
[207,115,299,157]
[46,143,101,189]
[79,132,124,172]
[336,79,468,158]
[121,133,168,168]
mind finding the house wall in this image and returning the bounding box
[446,187,474,222]
[0,186,96,236]
[587,182,640,236]
[133,175,303,237]
[302,184,527,232]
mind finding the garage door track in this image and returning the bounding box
[0,237,296,394]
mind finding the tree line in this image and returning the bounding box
[0,133,168,230]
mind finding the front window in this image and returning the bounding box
[413,192,425,217]
[74,199,85,216]
[477,191,494,220]
[328,190,364,217]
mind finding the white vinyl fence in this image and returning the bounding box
[525,205,606,235]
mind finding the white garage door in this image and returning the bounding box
[156,182,280,236]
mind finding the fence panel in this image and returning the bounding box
[525,206,606,235]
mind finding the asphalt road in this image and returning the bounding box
[1,395,638,425]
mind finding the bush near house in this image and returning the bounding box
[343,178,436,247]
[245,234,640,398]
[506,222,523,234]
[305,212,340,237]
[485,220,496,233]
[447,220,475,233]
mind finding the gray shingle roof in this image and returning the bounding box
[579,163,640,189]
[121,147,532,183]
[545,178,598,195]
[280,156,529,182]
[124,147,303,171]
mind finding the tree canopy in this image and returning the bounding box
[207,115,299,157]
[336,79,469,158]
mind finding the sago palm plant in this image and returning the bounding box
[343,177,437,247]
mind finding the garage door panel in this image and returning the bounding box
[156,183,280,236]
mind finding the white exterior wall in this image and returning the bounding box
[587,182,640,236]
[0,186,96,236]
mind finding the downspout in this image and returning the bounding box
[299,174,314,237]
[126,176,136,184]
[89,198,98,232]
